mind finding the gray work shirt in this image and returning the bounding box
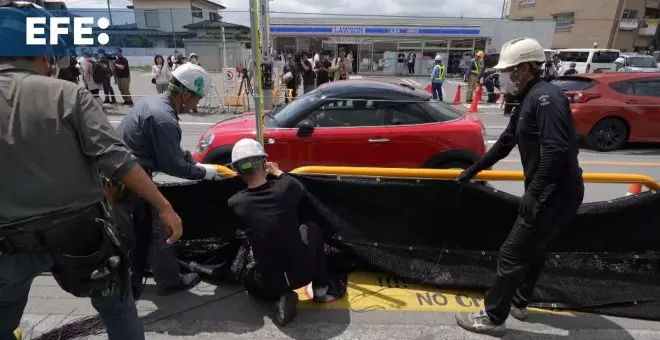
[0,61,137,225]
[116,93,206,180]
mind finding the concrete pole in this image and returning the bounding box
[221,26,227,70]
[249,0,265,145]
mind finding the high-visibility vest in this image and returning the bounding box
[471,59,480,75]
[434,65,446,81]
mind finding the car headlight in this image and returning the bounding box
[197,133,214,153]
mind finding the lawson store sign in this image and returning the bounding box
[270,25,481,36]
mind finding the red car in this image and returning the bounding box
[193,80,486,171]
[552,73,660,151]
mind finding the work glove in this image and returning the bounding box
[519,191,539,221]
[199,163,219,180]
[456,165,480,183]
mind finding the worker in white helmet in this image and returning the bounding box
[455,38,584,337]
[227,138,340,327]
[112,63,220,297]
[430,55,446,101]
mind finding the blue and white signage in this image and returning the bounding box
[270,25,481,36]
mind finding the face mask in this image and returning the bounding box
[499,71,518,94]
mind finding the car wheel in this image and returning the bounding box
[586,118,628,152]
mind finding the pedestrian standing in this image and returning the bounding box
[152,54,171,94]
[300,52,315,94]
[430,55,445,101]
[465,51,484,103]
[114,48,133,106]
[0,3,184,339]
[454,37,584,337]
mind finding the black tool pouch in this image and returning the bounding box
[41,206,130,299]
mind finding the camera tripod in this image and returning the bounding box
[234,68,254,114]
[201,82,227,114]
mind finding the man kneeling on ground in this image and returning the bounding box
[227,138,339,326]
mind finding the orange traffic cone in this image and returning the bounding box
[425,83,432,94]
[625,183,643,196]
[468,91,480,113]
[476,84,484,102]
[453,84,462,104]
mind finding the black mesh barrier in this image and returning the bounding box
[158,175,660,320]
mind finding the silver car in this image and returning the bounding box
[617,53,660,72]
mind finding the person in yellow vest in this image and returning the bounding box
[430,55,446,101]
[465,50,485,103]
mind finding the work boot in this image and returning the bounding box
[103,98,110,104]
[455,310,507,337]
[273,291,298,326]
[313,285,339,303]
[156,272,201,296]
[510,304,529,321]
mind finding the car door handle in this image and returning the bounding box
[368,138,390,143]
[264,138,276,145]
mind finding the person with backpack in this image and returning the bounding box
[82,50,103,103]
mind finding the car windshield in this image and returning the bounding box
[269,91,323,126]
[628,56,658,68]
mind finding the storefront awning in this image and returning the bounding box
[270,25,481,37]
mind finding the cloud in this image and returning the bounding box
[68,0,505,26]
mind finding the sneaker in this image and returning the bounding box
[455,310,507,337]
[313,285,338,303]
[273,291,298,326]
[157,272,201,296]
[510,304,529,321]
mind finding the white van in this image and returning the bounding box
[556,48,620,73]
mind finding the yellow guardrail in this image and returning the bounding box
[211,165,660,191]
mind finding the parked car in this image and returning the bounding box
[552,73,660,151]
[617,53,659,73]
[193,80,487,171]
[557,48,620,74]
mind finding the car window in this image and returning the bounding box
[559,52,589,63]
[628,56,658,68]
[592,51,620,63]
[379,102,431,125]
[302,99,386,128]
[272,91,322,126]
[632,80,660,97]
[418,100,463,122]
[552,77,599,91]
[609,81,635,95]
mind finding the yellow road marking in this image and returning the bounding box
[502,159,660,167]
[294,272,575,315]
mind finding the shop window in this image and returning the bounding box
[372,41,397,72]
[450,39,474,49]
[275,37,296,54]
[398,41,423,49]
[424,40,448,48]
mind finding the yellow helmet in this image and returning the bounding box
[476,51,485,58]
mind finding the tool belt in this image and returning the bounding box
[0,203,131,300]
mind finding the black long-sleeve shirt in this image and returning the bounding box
[228,174,310,283]
[474,78,583,197]
[117,93,206,180]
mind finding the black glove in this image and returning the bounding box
[519,192,538,221]
[456,166,480,183]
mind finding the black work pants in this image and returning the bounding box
[244,221,329,302]
[485,189,583,325]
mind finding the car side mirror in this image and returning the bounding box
[297,119,314,137]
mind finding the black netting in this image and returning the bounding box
[158,175,660,320]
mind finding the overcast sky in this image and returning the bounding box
[69,0,507,26]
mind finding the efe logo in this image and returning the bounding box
[25,16,110,45]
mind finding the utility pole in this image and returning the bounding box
[249,0,265,145]
[259,0,274,110]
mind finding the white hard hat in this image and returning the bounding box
[493,38,546,70]
[231,138,268,166]
[170,63,209,97]
[615,57,625,64]
[434,55,442,61]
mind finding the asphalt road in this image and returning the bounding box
[18,74,660,340]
